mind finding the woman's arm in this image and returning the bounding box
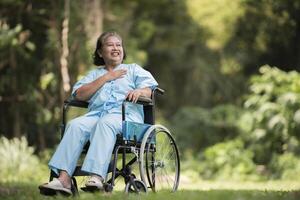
[75,69,127,101]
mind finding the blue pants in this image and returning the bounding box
[48,113,122,179]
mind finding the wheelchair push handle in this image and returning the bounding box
[154,87,165,95]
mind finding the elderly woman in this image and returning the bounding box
[39,31,158,195]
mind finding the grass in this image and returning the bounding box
[1,167,299,200]
[1,180,300,200]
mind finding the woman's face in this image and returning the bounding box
[99,36,124,67]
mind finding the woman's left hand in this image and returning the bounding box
[126,89,143,103]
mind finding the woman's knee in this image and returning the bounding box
[97,117,121,132]
[63,118,90,143]
[66,118,83,130]
[65,116,95,135]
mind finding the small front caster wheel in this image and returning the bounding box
[104,183,113,193]
[124,179,147,193]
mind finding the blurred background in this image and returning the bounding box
[1,0,300,186]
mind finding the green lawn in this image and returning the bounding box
[1,181,299,200]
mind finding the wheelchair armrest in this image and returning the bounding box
[137,96,152,104]
[125,96,153,106]
[124,87,164,106]
[64,99,89,108]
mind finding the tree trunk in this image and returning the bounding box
[84,0,103,48]
[10,48,21,138]
[60,0,71,100]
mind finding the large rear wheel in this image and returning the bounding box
[139,125,180,192]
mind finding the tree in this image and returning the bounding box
[226,0,300,74]
[0,0,96,149]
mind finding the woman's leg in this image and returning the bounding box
[81,114,122,179]
[48,114,99,181]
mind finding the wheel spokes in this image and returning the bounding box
[148,131,178,191]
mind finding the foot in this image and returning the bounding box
[82,175,104,192]
[39,178,72,196]
[58,176,72,190]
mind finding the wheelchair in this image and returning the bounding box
[48,87,180,195]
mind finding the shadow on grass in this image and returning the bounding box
[0,182,299,200]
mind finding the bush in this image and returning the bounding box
[198,139,260,181]
[241,65,300,164]
[170,104,242,153]
[0,136,46,183]
[176,65,300,181]
[269,153,300,180]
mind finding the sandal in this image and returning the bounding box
[39,178,72,196]
[81,176,104,192]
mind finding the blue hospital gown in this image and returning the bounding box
[48,63,158,178]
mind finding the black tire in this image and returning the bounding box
[139,125,180,192]
[124,179,147,193]
[103,183,113,193]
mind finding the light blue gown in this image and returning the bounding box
[48,63,158,178]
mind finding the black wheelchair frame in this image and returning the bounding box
[49,87,180,195]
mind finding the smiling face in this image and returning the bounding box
[99,36,124,68]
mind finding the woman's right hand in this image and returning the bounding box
[104,69,127,81]
[75,69,127,101]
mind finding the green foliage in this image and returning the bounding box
[177,66,300,181]
[226,0,300,73]
[186,0,244,50]
[241,65,300,164]
[0,22,36,93]
[270,153,300,180]
[0,0,93,149]
[171,104,242,152]
[198,139,259,181]
[0,136,46,183]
